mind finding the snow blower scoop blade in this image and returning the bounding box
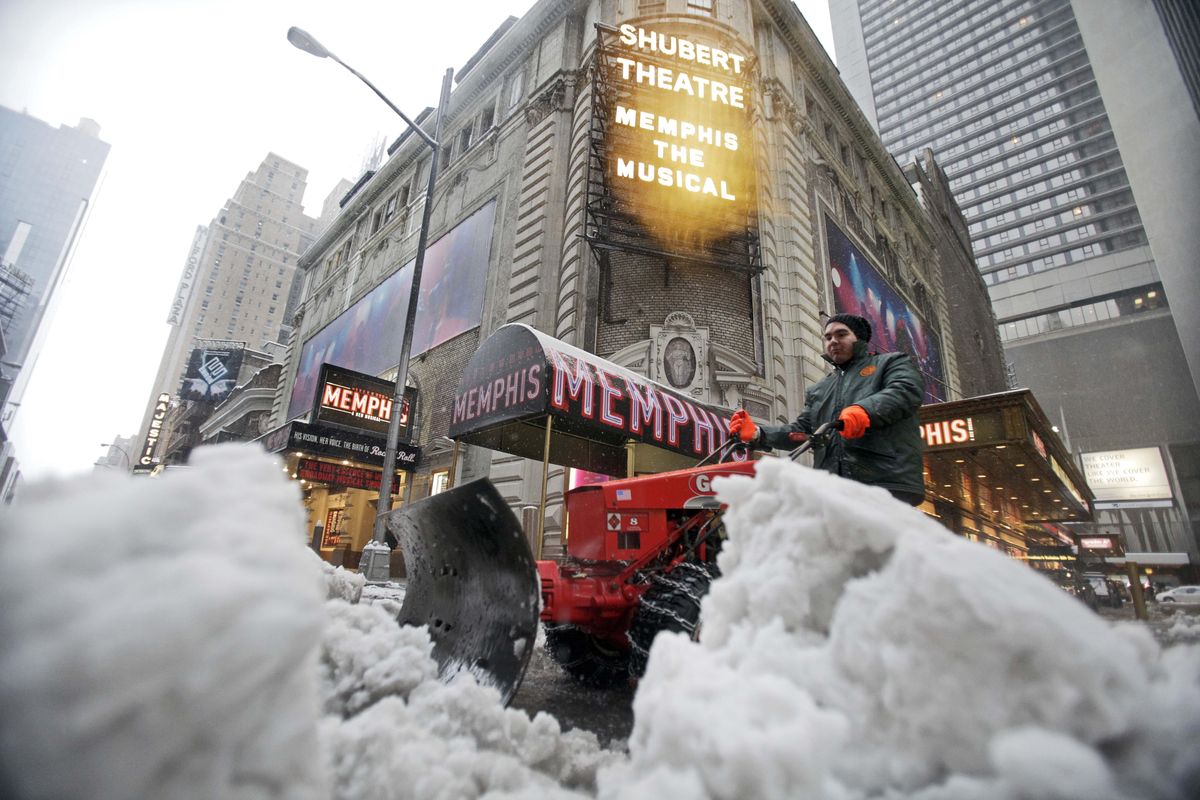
[388,478,540,705]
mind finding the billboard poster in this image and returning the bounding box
[1081,447,1174,506]
[180,343,244,404]
[824,216,946,402]
[287,200,496,421]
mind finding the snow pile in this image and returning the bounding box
[2,445,1198,800]
[0,445,328,800]
[0,444,617,800]
[602,458,1200,799]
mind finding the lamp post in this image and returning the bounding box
[99,442,131,471]
[287,27,454,582]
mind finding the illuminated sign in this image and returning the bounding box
[139,393,171,466]
[312,364,413,438]
[1079,536,1116,550]
[918,411,1005,449]
[606,23,754,248]
[1081,447,1173,504]
[296,458,402,494]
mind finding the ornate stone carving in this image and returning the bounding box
[524,74,576,125]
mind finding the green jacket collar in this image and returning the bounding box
[822,339,871,369]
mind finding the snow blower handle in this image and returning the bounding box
[788,419,844,460]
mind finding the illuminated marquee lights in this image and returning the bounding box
[139,393,171,466]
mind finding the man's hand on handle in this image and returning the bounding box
[837,405,871,439]
[729,409,758,443]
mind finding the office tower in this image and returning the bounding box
[0,106,110,497]
[830,0,1200,557]
[134,154,319,467]
[0,107,110,419]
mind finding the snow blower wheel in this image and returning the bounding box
[627,561,718,678]
[543,624,631,689]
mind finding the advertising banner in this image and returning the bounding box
[1081,447,1174,506]
[312,363,414,439]
[825,216,945,402]
[180,342,244,404]
[287,201,496,421]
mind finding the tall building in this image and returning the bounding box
[829,0,1200,560]
[0,106,110,496]
[134,154,319,467]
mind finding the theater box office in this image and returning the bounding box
[259,364,421,569]
[918,389,1093,577]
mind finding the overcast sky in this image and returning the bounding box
[0,0,835,480]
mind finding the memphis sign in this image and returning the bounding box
[312,364,413,439]
[607,23,754,245]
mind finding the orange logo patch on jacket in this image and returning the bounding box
[859,365,877,377]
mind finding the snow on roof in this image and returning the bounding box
[1,444,1197,799]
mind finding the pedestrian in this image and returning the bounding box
[729,313,926,505]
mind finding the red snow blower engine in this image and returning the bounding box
[537,450,754,687]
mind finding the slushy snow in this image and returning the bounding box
[1,444,1197,799]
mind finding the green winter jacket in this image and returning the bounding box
[759,340,926,500]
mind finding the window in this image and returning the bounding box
[430,470,450,495]
[458,126,473,154]
[479,104,495,132]
[686,0,715,17]
[384,193,398,223]
[507,70,525,109]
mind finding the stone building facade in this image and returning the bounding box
[272,0,967,560]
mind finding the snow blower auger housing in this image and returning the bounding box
[388,479,539,705]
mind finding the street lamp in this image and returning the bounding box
[287,27,454,581]
[99,442,131,470]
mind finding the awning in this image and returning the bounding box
[1106,552,1191,566]
[919,389,1093,523]
[448,324,735,475]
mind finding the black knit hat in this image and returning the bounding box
[825,313,872,343]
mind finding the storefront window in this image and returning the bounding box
[431,470,450,495]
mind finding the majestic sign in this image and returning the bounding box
[180,341,244,404]
[605,23,755,248]
[450,324,735,470]
[138,393,171,466]
[296,458,401,494]
[1081,447,1174,505]
[312,364,413,439]
[257,420,420,471]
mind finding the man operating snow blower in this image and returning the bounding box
[729,313,926,506]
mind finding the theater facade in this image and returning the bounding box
[271,0,1007,565]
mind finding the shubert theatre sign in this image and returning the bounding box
[604,23,755,248]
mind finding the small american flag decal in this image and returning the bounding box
[616,489,632,501]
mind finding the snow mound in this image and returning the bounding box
[0,444,328,800]
[604,458,1200,799]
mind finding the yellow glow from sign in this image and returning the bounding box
[607,24,756,250]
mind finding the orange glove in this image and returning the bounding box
[729,409,758,443]
[838,405,871,439]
